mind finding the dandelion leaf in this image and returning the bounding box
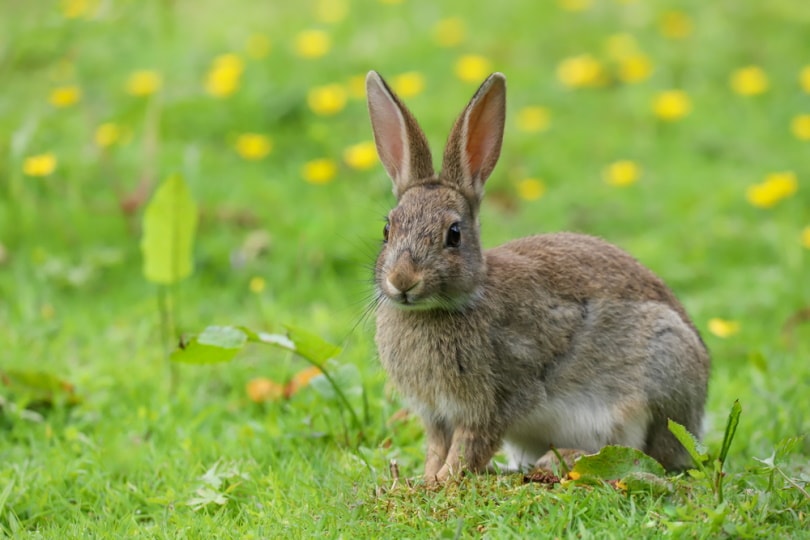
[668,418,708,469]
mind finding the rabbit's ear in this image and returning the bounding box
[441,73,506,204]
[366,71,434,198]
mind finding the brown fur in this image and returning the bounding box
[366,71,710,483]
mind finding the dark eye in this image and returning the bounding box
[383,222,390,243]
[446,222,461,248]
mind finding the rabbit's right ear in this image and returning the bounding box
[366,71,434,198]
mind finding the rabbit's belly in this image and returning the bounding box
[502,393,650,469]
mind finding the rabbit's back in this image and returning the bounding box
[487,232,701,339]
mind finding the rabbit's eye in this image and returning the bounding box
[446,222,461,248]
[383,222,390,243]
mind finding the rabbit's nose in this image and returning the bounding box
[386,273,424,296]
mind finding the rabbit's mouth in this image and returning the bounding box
[380,282,472,312]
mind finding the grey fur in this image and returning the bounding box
[366,70,710,483]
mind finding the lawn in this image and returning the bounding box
[1,0,809,537]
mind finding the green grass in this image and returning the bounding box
[1,0,809,537]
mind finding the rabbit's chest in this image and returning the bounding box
[375,307,495,424]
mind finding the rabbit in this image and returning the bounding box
[365,70,710,484]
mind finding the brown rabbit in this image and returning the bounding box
[366,70,710,483]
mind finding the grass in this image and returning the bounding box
[1,0,809,537]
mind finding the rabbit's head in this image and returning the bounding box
[366,71,506,310]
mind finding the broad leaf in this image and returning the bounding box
[570,445,665,480]
[619,471,673,495]
[171,326,247,364]
[309,362,362,400]
[284,325,341,364]
[141,174,198,284]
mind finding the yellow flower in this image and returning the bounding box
[659,10,692,39]
[791,114,810,141]
[603,160,641,187]
[801,226,810,249]
[557,0,591,11]
[245,34,271,59]
[746,171,798,209]
[432,17,466,47]
[294,29,331,59]
[343,141,378,170]
[205,54,244,98]
[249,276,266,294]
[516,106,551,133]
[730,66,768,96]
[49,85,82,107]
[392,72,425,98]
[235,134,273,161]
[652,90,691,121]
[604,33,638,61]
[800,65,810,93]
[517,179,546,201]
[126,70,162,96]
[303,158,337,185]
[455,55,492,83]
[618,54,653,84]
[307,83,347,116]
[708,318,740,338]
[95,122,121,148]
[557,54,606,88]
[61,0,91,19]
[314,0,348,24]
[347,75,366,99]
[23,153,57,177]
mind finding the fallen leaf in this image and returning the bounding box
[246,378,284,403]
[284,366,323,398]
[523,470,561,485]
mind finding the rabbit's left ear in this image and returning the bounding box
[441,73,506,204]
[366,71,435,199]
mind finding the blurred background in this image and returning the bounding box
[1,0,809,485]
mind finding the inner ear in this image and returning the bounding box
[464,86,505,181]
[462,74,506,184]
[440,72,507,205]
[366,71,435,198]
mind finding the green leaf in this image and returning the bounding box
[620,471,674,495]
[718,399,741,465]
[140,174,198,284]
[171,326,247,364]
[1,369,79,406]
[309,362,362,400]
[570,446,665,480]
[668,419,708,472]
[284,325,341,364]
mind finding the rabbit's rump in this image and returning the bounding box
[498,296,703,471]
